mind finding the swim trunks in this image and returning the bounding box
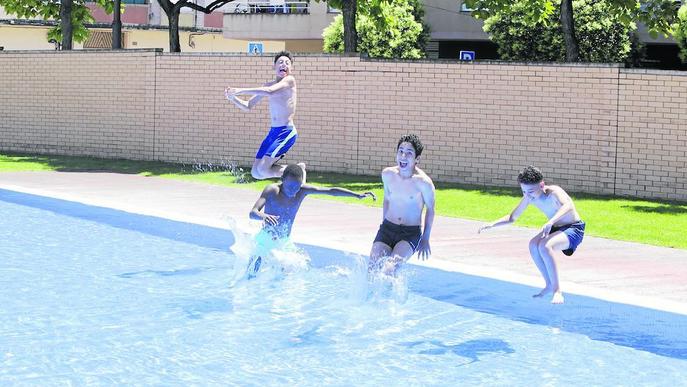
[255,124,297,159]
[550,221,585,256]
[373,219,422,251]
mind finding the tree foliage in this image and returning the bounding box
[483,0,636,63]
[1,0,114,45]
[673,4,687,63]
[465,0,681,37]
[322,0,428,59]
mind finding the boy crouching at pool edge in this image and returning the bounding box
[479,165,585,304]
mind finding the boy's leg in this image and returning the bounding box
[536,232,570,304]
[252,156,286,179]
[369,242,391,272]
[297,162,307,183]
[383,241,415,276]
[529,235,551,297]
[246,255,263,279]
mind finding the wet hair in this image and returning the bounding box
[282,163,304,181]
[517,165,544,184]
[397,134,424,157]
[273,50,293,64]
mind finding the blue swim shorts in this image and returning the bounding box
[551,221,585,256]
[255,124,298,159]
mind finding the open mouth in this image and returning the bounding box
[399,161,408,168]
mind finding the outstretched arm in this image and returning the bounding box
[225,87,264,111]
[416,179,436,260]
[230,76,295,97]
[301,184,376,200]
[478,196,529,233]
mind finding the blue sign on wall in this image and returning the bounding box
[459,50,476,61]
[248,42,264,55]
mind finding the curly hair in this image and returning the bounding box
[517,165,544,184]
[282,163,304,181]
[273,50,293,64]
[397,134,424,157]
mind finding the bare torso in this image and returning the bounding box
[267,77,297,127]
[531,185,581,226]
[263,185,306,237]
[383,167,429,226]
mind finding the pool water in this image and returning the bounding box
[1,190,686,385]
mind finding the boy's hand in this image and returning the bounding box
[417,238,431,260]
[224,87,240,97]
[358,191,376,201]
[540,222,553,238]
[478,225,491,234]
[262,213,280,226]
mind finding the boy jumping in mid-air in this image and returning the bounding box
[225,50,304,180]
[369,134,435,276]
[479,165,585,304]
[245,164,376,278]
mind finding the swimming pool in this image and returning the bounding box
[1,189,686,385]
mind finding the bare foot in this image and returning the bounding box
[551,291,565,304]
[297,162,307,183]
[533,287,552,298]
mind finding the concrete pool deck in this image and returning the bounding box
[1,171,686,315]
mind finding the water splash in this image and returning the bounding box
[226,217,310,286]
[347,254,410,305]
[182,159,249,184]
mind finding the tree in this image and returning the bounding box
[1,0,115,49]
[465,0,681,62]
[323,0,427,59]
[322,0,404,53]
[113,0,122,49]
[560,0,579,61]
[156,0,236,52]
[323,0,357,52]
[483,0,636,63]
[674,4,687,63]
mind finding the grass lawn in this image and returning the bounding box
[2,152,686,249]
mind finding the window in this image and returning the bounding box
[232,0,310,14]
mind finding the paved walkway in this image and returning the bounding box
[1,171,686,314]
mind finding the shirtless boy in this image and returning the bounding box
[369,134,435,276]
[225,50,303,180]
[479,165,585,304]
[246,164,375,278]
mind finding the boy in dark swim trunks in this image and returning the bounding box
[369,134,436,276]
[245,164,376,278]
[225,51,305,180]
[479,165,585,304]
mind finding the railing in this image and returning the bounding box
[231,0,309,14]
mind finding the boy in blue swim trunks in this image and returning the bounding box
[479,165,585,304]
[245,164,376,278]
[225,51,304,180]
[369,134,436,276]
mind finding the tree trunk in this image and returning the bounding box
[560,0,579,62]
[113,0,122,49]
[342,0,357,53]
[60,0,73,50]
[168,10,181,52]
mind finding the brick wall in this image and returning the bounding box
[617,69,687,200]
[0,50,685,201]
[0,50,155,159]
